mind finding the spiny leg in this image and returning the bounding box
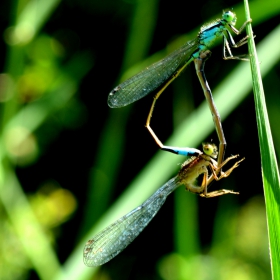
[209,156,245,181]
[200,189,239,198]
[201,156,245,198]
[223,36,250,61]
[223,19,254,61]
[194,50,226,169]
[185,161,240,198]
[232,35,250,48]
[185,171,239,198]
[223,34,255,61]
[229,19,252,35]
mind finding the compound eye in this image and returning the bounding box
[223,11,235,23]
[202,143,218,158]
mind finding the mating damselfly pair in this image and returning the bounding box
[84,10,251,267]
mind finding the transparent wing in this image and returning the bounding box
[83,177,181,266]
[108,38,199,108]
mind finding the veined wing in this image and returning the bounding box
[108,38,198,108]
[83,177,181,266]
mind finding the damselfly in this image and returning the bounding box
[83,143,244,267]
[108,10,252,167]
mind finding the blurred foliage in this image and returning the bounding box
[0,0,279,279]
[158,197,269,280]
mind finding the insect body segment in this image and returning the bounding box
[178,143,244,197]
[108,10,251,168]
[83,143,244,266]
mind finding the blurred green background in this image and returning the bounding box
[0,0,279,279]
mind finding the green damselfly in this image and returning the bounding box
[108,10,251,167]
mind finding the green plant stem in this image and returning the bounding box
[244,1,280,279]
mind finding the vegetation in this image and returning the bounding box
[0,0,279,279]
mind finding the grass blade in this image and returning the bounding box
[244,1,280,279]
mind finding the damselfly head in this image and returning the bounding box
[202,143,218,158]
[222,10,237,26]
